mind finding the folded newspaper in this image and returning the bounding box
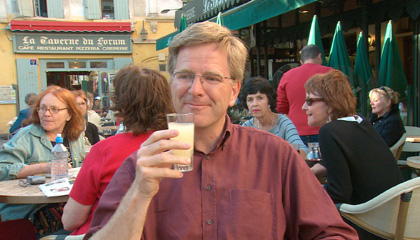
[38,167,80,197]
[39,178,72,197]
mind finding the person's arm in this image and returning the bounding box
[276,79,289,114]
[89,129,189,240]
[380,118,405,147]
[62,197,93,231]
[310,163,327,179]
[318,126,353,203]
[16,163,50,179]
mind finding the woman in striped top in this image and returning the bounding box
[240,77,308,157]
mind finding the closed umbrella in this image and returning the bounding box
[378,20,408,99]
[328,21,354,87]
[354,32,373,116]
[216,12,224,26]
[308,15,327,66]
[179,14,188,32]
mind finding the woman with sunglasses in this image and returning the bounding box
[303,70,403,239]
[240,77,308,157]
[369,86,405,147]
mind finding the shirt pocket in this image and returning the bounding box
[228,189,274,240]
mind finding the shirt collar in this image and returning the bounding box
[337,115,363,124]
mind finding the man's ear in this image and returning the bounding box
[229,80,241,107]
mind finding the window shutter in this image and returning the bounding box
[114,0,129,20]
[47,0,64,18]
[16,59,39,110]
[86,0,100,19]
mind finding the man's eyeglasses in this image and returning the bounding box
[173,72,233,87]
[305,98,325,106]
[37,106,67,114]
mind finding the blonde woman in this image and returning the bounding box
[369,86,405,147]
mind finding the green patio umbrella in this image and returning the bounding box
[354,32,373,116]
[216,12,224,26]
[378,20,408,99]
[178,14,188,32]
[308,15,327,66]
[328,21,353,86]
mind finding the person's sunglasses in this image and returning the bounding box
[305,97,325,106]
[379,86,390,98]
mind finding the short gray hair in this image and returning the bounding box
[301,45,321,62]
[168,21,248,83]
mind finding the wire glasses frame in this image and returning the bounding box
[37,107,68,114]
[305,98,325,106]
[172,72,234,87]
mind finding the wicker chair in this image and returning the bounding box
[40,234,85,240]
[337,177,420,240]
[390,133,407,160]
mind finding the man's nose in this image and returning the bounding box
[189,76,205,94]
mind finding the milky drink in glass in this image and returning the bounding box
[167,113,194,172]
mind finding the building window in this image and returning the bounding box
[102,0,114,19]
[34,0,47,17]
[159,64,166,72]
[90,61,108,68]
[69,62,87,69]
[46,62,65,68]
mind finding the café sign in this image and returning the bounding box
[13,32,132,54]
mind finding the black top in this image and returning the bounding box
[319,115,403,204]
[370,104,406,147]
[85,122,100,145]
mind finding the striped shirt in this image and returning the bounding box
[242,114,308,153]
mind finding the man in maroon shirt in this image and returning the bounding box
[276,45,332,145]
[85,22,358,240]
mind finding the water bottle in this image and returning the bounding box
[51,134,68,181]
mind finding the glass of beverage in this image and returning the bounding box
[166,113,194,172]
[306,142,322,162]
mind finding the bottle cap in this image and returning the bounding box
[55,134,63,144]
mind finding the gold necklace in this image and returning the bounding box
[254,113,277,130]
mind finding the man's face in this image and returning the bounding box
[171,42,240,130]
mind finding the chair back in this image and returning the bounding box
[403,126,420,153]
[338,177,420,240]
[390,133,407,160]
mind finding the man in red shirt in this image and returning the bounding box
[85,22,358,240]
[276,45,332,145]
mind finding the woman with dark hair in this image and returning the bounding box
[303,70,403,239]
[72,90,100,145]
[240,77,307,156]
[369,86,405,147]
[62,65,175,235]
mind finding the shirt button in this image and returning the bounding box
[206,219,213,225]
[205,155,210,160]
[206,185,212,191]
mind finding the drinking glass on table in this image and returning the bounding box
[306,142,322,162]
[166,113,194,172]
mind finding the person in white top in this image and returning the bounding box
[87,92,102,132]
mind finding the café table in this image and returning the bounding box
[407,156,420,169]
[102,125,119,137]
[0,179,69,204]
[406,136,420,143]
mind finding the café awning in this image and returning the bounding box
[10,20,132,33]
[156,0,316,50]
